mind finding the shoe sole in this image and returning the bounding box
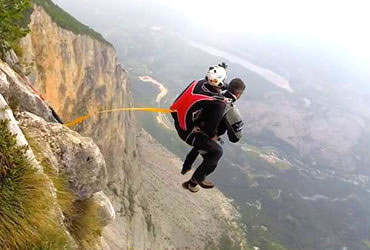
[198,181,215,189]
[182,182,199,193]
[199,184,214,189]
[189,179,214,189]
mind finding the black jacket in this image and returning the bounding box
[172,79,226,141]
[217,91,242,143]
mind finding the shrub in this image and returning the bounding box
[0,0,31,58]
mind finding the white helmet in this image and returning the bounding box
[206,65,227,88]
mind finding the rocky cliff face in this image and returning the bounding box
[16,4,247,249]
[20,5,142,245]
[20,5,137,188]
[0,60,115,249]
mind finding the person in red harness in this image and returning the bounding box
[180,78,245,176]
[171,63,232,192]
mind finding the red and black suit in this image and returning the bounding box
[171,79,226,182]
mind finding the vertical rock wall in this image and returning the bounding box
[20,5,146,247]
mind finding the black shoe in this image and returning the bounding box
[198,179,214,189]
[181,165,192,175]
[182,181,200,193]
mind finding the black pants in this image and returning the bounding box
[174,120,223,182]
[183,147,199,168]
[185,134,223,182]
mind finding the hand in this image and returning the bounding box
[211,136,219,141]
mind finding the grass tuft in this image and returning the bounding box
[26,135,74,215]
[66,199,103,249]
[0,119,70,249]
[25,129,105,249]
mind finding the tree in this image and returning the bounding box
[0,0,31,57]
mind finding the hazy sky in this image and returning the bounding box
[155,0,370,63]
[54,0,370,67]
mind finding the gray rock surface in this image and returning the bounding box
[0,60,56,122]
[0,93,79,249]
[2,49,18,67]
[1,59,115,248]
[103,130,248,250]
[19,111,107,199]
[0,94,41,170]
[92,191,116,227]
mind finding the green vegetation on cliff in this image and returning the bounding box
[0,0,111,58]
[0,0,31,58]
[26,135,75,216]
[27,132,104,249]
[31,0,112,46]
[0,117,105,249]
[0,119,70,249]
[66,199,104,249]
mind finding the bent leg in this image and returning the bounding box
[191,135,223,182]
[183,147,199,168]
[182,147,199,174]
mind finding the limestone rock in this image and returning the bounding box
[2,49,18,67]
[103,130,248,250]
[19,111,107,199]
[92,191,116,227]
[0,94,40,170]
[0,60,56,122]
[20,6,138,208]
[0,93,78,249]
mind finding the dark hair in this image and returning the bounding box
[228,78,245,94]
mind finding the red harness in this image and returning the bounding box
[170,81,216,131]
